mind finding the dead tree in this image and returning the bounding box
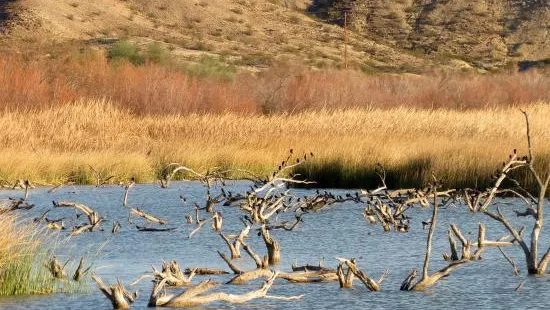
[73,257,92,281]
[93,274,137,310]
[463,111,550,275]
[219,240,336,285]
[128,207,167,225]
[159,164,228,189]
[336,258,388,291]
[0,198,34,214]
[359,167,456,232]
[219,223,250,259]
[122,178,135,207]
[131,261,196,288]
[212,211,223,232]
[336,263,354,288]
[45,256,69,279]
[152,261,196,287]
[53,201,103,231]
[401,186,475,291]
[45,218,65,230]
[260,225,281,264]
[88,165,116,187]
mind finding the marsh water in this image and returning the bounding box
[0,182,549,310]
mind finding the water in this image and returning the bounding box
[0,182,548,309]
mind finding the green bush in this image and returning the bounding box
[108,40,145,65]
[181,56,236,80]
[146,42,170,64]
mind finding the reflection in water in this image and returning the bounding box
[0,182,547,309]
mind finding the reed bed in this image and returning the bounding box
[0,214,54,295]
[1,99,549,188]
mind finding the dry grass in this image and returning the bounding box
[1,99,549,188]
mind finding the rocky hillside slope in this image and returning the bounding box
[2,0,550,71]
[311,0,550,70]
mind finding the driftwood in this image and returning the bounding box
[148,271,301,307]
[227,268,337,285]
[122,179,135,207]
[45,217,65,230]
[71,224,94,236]
[131,261,196,287]
[88,165,116,187]
[291,258,335,272]
[264,214,304,231]
[129,207,167,225]
[45,256,70,279]
[336,258,388,291]
[217,237,336,285]
[73,257,92,281]
[53,201,103,231]
[159,164,228,189]
[136,225,176,232]
[260,225,281,264]
[184,268,229,275]
[337,263,354,288]
[188,208,214,238]
[219,224,250,259]
[0,198,34,214]
[33,209,50,223]
[112,221,121,233]
[93,274,137,310]
[212,211,223,232]
[153,261,196,287]
[217,251,244,274]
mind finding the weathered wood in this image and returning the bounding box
[73,257,92,281]
[136,226,176,232]
[150,271,300,307]
[129,207,167,225]
[260,225,281,264]
[184,268,229,275]
[335,257,385,291]
[53,201,103,230]
[122,179,134,207]
[93,274,136,310]
[217,250,244,274]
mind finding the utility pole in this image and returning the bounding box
[344,10,348,69]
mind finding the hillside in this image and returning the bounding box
[0,0,435,72]
[1,0,550,72]
[311,0,550,70]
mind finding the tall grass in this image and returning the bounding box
[0,214,54,295]
[0,214,90,296]
[1,99,549,188]
[2,52,550,114]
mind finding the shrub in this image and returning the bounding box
[107,40,144,65]
[146,42,169,64]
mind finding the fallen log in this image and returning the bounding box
[136,226,176,232]
[129,207,167,225]
[149,271,302,307]
[184,268,229,275]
